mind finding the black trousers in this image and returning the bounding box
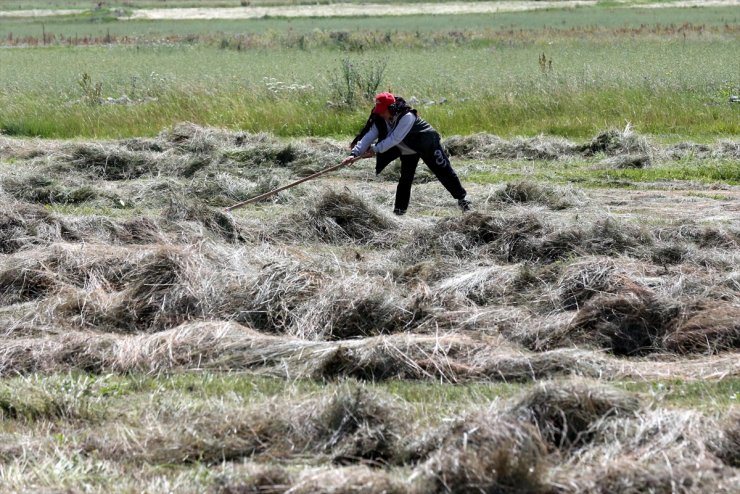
[376,141,467,211]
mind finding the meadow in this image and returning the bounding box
[0,5,738,138]
[0,2,739,493]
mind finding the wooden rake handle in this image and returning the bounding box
[224,156,362,212]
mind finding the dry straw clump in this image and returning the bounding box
[663,302,740,354]
[294,275,413,340]
[89,385,405,467]
[413,413,548,494]
[494,180,582,210]
[279,189,397,245]
[444,133,577,160]
[66,143,157,180]
[558,287,678,355]
[580,126,652,157]
[512,380,640,451]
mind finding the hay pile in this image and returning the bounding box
[580,126,652,157]
[512,380,640,450]
[444,133,577,160]
[663,302,740,354]
[279,189,397,245]
[67,143,156,180]
[494,180,581,210]
[88,385,405,467]
[414,414,548,493]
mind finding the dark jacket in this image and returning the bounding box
[351,98,440,174]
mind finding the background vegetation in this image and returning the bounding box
[1,5,738,139]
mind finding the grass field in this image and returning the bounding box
[1,1,739,493]
[1,5,738,139]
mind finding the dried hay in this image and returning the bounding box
[478,349,611,382]
[663,302,740,354]
[288,466,406,494]
[667,142,711,160]
[287,190,396,245]
[67,143,155,180]
[2,175,97,205]
[649,242,690,266]
[294,276,412,340]
[234,260,327,332]
[159,122,230,154]
[512,380,640,450]
[580,127,652,157]
[101,246,203,332]
[214,464,293,494]
[163,198,243,242]
[443,133,577,160]
[568,457,731,494]
[414,413,548,494]
[535,217,651,263]
[306,386,404,465]
[715,139,740,159]
[0,258,59,305]
[599,153,652,169]
[494,181,577,210]
[90,384,404,468]
[0,202,73,254]
[557,257,619,310]
[406,211,545,261]
[562,287,678,355]
[435,264,521,305]
[713,411,740,468]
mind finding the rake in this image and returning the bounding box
[224,154,370,212]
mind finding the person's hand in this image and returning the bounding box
[341,155,357,166]
[360,150,376,158]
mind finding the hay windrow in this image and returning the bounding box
[494,180,582,210]
[414,413,548,494]
[278,189,397,245]
[66,143,156,180]
[663,302,740,354]
[557,288,678,355]
[512,380,641,450]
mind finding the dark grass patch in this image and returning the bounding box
[281,190,396,245]
[67,143,155,180]
[512,380,640,451]
[494,181,575,210]
[561,287,679,355]
[663,302,740,354]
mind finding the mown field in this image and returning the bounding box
[1,1,739,493]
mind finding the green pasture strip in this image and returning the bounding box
[0,373,737,422]
[2,7,738,39]
[1,40,737,139]
[465,159,740,187]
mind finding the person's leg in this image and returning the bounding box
[375,147,402,176]
[394,154,420,214]
[420,140,468,206]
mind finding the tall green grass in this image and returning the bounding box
[1,37,737,139]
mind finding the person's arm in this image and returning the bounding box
[371,113,415,154]
[350,124,379,157]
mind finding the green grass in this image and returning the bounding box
[2,7,738,38]
[465,159,740,187]
[1,37,737,139]
[1,373,737,420]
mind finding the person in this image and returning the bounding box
[341,92,471,215]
